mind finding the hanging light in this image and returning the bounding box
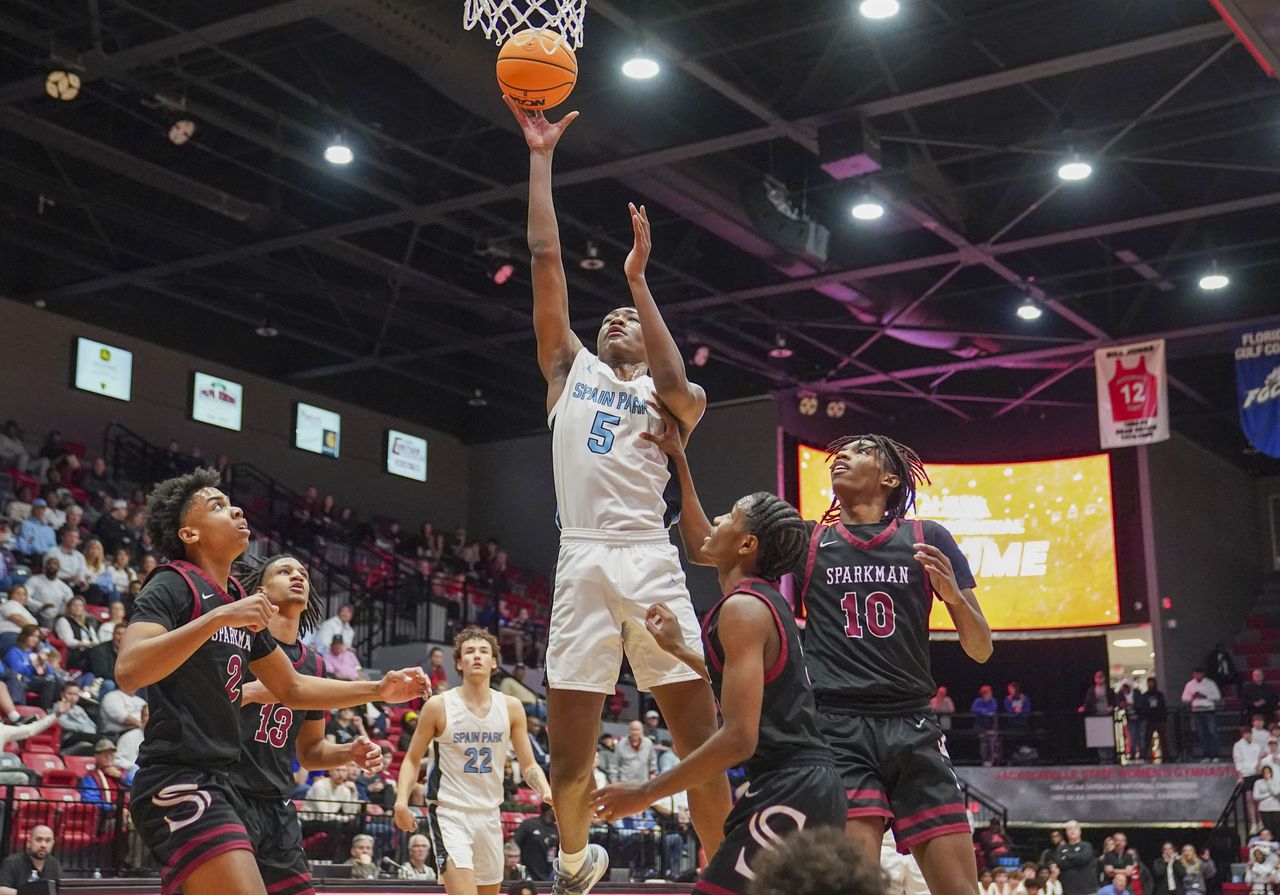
[768,334,794,359]
[1198,261,1229,291]
[621,52,660,80]
[578,241,605,270]
[468,389,488,408]
[798,393,818,416]
[1057,155,1093,182]
[255,321,279,338]
[690,345,710,367]
[859,0,901,19]
[826,399,847,418]
[168,118,197,146]
[490,261,515,285]
[324,136,353,165]
[45,70,81,101]
[851,197,885,221]
[1016,298,1043,321]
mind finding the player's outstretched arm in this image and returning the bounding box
[624,202,706,431]
[249,650,427,710]
[592,596,769,820]
[296,720,384,774]
[506,95,584,404]
[507,696,552,800]
[639,400,713,566]
[116,595,276,693]
[394,695,446,831]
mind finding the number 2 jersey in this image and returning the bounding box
[230,638,326,798]
[794,518,976,714]
[548,347,680,531]
[129,562,278,771]
[425,688,510,811]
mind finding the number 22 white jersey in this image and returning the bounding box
[549,348,681,532]
[425,688,510,812]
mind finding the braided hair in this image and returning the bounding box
[740,492,808,582]
[820,434,929,523]
[235,553,323,635]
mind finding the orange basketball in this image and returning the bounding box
[497,28,578,111]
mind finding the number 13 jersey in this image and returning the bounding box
[549,348,680,532]
[426,688,510,812]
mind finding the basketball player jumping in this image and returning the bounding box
[393,626,552,895]
[592,403,844,895]
[116,469,428,895]
[233,553,390,895]
[508,94,731,895]
[795,436,992,895]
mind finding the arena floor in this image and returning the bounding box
[58,882,695,895]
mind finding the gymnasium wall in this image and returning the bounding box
[0,298,470,524]
[1257,475,1280,573]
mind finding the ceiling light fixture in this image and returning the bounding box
[851,197,885,221]
[1057,156,1093,182]
[859,0,901,20]
[324,136,353,165]
[798,393,818,416]
[1016,298,1043,321]
[468,389,488,408]
[168,118,197,146]
[690,345,710,367]
[768,334,794,359]
[621,52,660,80]
[1199,261,1229,291]
[1112,638,1147,648]
[45,70,81,101]
[255,322,279,338]
[578,241,605,270]
[491,262,515,285]
[826,399,847,418]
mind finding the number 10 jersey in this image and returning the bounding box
[426,688,510,812]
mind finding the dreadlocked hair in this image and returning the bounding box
[146,467,222,560]
[235,553,323,634]
[740,492,808,582]
[820,434,929,523]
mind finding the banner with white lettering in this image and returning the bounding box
[1094,340,1169,449]
[1235,326,1280,459]
[955,764,1236,824]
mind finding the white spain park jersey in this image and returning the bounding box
[424,688,509,812]
[548,348,681,532]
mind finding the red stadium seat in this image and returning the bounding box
[12,786,40,800]
[373,738,394,751]
[85,604,111,621]
[22,742,57,755]
[21,753,64,775]
[13,706,45,721]
[57,801,100,847]
[40,786,80,803]
[514,787,542,808]
[40,769,78,788]
[63,756,96,778]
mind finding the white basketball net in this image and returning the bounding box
[463,0,587,49]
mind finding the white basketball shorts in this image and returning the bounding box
[547,528,704,694]
[426,804,503,885]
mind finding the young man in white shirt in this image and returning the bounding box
[1237,725,1267,833]
[1181,668,1222,761]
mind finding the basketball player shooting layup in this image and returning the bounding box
[393,627,552,895]
[507,94,731,895]
[592,402,844,895]
[115,470,427,895]
[795,436,992,895]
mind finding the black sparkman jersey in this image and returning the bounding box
[130,561,278,770]
[795,518,975,714]
[702,578,832,779]
[231,638,326,798]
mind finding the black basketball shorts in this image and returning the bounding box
[693,762,845,895]
[240,792,315,895]
[130,766,255,895]
[818,707,972,853]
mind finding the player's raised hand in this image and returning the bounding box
[393,804,418,833]
[351,735,385,773]
[377,667,429,703]
[503,94,578,153]
[639,399,685,458]
[913,542,963,605]
[591,781,652,823]
[645,603,685,656]
[216,594,277,632]
[624,202,651,281]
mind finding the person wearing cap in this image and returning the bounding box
[16,498,56,563]
[80,737,134,807]
[93,498,132,556]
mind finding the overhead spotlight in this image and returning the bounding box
[768,334,794,359]
[578,241,605,270]
[621,51,660,80]
[1016,298,1043,321]
[468,389,489,408]
[324,136,353,165]
[851,197,885,221]
[168,118,197,146]
[859,0,901,19]
[255,321,279,338]
[798,393,818,416]
[1199,261,1229,291]
[1057,156,1093,182]
[690,345,710,367]
[826,399,847,419]
[45,70,81,101]
[490,261,515,285]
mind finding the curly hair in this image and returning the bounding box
[821,434,929,523]
[748,827,886,895]
[739,492,808,582]
[235,553,323,634]
[453,625,500,663]
[146,468,222,560]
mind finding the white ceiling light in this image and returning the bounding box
[579,241,605,270]
[851,198,885,221]
[45,70,81,101]
[324,137,353,165]
[1016,298,1043,321]
[768,334,793,359]
[1057,157,1093,182]
[1199,261,1229,291]
[468,389,488,408]
[168,119,197,146]
[621,54,660,80]
[859,0,901,19]
[1112,637,1147,648]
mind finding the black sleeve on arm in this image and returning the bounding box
[250,628,278,661]
[306,710,326,722]
[128,570,190,631]
[923,521,976,590]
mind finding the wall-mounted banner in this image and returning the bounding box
[1235,326,1280,459]
[955,764,1236,825]
[1094,339,1169,449]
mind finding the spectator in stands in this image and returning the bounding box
[41,491,65,530]
[991,869,1014,895]
[398,833,437,880]
[82,537,113,597]
[345,833,379,880]
[498,600,529,664]
[1256,765,1280,834]
[1096,871,1128,895]
[59,681,98,755]
[324,635,364,680]
[39,430,80,476]
[114,703,147,773]
[137,552,157,579]
[1181,668,1222,761]
[1101,832,1134,881]
[0,421,34,475]
[1135,677,1170,762]
[931,685,956,730]
[1040,831,1065,868]
[1178,845,1214,894]
[3,624,60,709]
[313,603,355,655]
[306,764,362,816]
[107,549,135,599]
[325,706,363,745]
[1005,681,1032,730]
[5,487,33,526]
[616,718,656,783]
[1237,723,1268,833]
[55,595,102,669]
[98,600,126,642]
[526,714,550,775]
[0,583,38,645]
[1125,848,1153,894]
[397,710,418,751]
[1151,842,1184,895]
[514,803,558,880]
[1244,668,1279,723]
[0,521,23,593]
[973,684,1001,766]
[87,622,124,690]
[504,841,530,881]
[598,732,618,783]
[99,686,145,738]
[80,457,116,500]
[81,738,133,807]
[1043,863,1063,895]
[1057,821,1099,895]
[16,498,56,561]
[748,826,884,895]
[94,500,131,556]
[979,817,1013,868]
[46,524,87,591]
[26,556,72,622]
[0,696,66,753]
[0,824,61,892]
[1245,846,1279,893]
[426,646,447,690]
